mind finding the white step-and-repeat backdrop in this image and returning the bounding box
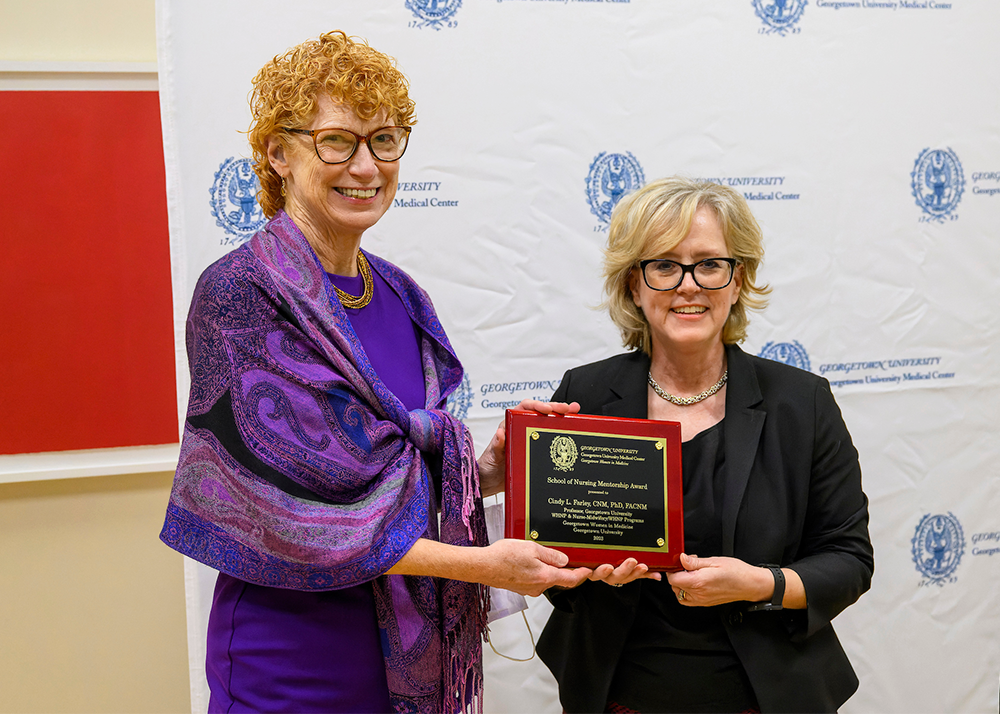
[158,1,1000,711]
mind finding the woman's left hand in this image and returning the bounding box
[476,399,580,497]
[665,553,774,607]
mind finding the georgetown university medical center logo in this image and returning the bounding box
[445,372,473,421]
[758,341,812,372]
[911,147,964,221]
[753,0,807,34]
[912,512,965,585]
[406,0,461,29]
[586,152,646,225]
[550,435,578,472]
[211,157,266,245]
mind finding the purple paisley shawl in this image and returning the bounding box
[161,210,489,714]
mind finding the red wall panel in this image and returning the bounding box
[0,91,178,454]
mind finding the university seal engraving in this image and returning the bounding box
[550,435,578,472]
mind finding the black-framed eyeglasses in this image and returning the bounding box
[282,125,412,164]
[638,257,739,291]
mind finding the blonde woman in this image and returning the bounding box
[537,177,873,713]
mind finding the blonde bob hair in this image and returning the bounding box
[248,31,417,218]
[603,177,770,354]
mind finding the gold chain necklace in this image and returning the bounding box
[647,370,728,406]
[333,251,374,309]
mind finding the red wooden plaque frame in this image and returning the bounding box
[504,409,684,571]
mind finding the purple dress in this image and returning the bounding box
[206,266,426,713]
[163,212,489,714]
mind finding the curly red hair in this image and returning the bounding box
[247,31,417,217]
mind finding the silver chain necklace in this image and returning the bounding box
[647,370,728,406]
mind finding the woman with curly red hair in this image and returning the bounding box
[161,31,589,713]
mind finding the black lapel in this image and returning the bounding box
[602,351,651,419]
[721,343,765,556]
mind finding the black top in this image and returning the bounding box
[537,345,874,714]
[625,420,731,654]
[607,421,760,713]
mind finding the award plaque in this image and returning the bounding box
[504,409,684,571]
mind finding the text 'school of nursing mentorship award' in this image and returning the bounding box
[504,409,684,571]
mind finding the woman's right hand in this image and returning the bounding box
[386,538,592,597]
[589,558,662,586]
[478,539,594,596]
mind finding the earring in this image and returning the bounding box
[280,177,287,197]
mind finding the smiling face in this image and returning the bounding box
[266,94,399,250]
[630,205,743,356]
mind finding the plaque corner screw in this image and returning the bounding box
[656,538,665,547]
[530,530,539,540]
[530,431,539,440]
[655,441,664,450]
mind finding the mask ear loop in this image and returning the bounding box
[482,494,536,661]
[487,610,537,662]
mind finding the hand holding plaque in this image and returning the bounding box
[504,409,684,571]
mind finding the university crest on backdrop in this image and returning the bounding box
[911,147,965,222]
[586,151,646,227]
[405,0,461,30]
[911,513,965,586]
[446,373,474,421]
[758,341,812,373]
[753,0,807,34]
[210,157,266,245]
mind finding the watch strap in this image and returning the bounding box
[747,564,784,612]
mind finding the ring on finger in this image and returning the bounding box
[678,589,686,600]
[611,583,623,588]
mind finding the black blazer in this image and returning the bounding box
[537,344,874,714]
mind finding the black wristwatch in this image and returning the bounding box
[747,565,785,612]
